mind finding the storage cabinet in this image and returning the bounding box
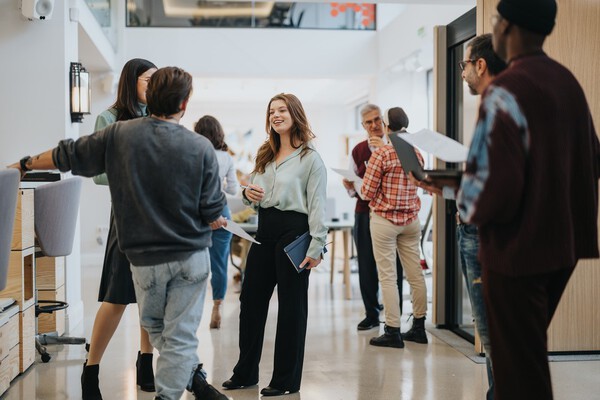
[18,306,34,373]
[37,285,65,335]
[0,188,36,384]
[0,305,20,396]
[10,189,34,251]
[36,256,66,335]
[3,249,34,311]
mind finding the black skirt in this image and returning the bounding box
[97,209,137,304]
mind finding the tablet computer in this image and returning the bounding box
[389,132,463,181]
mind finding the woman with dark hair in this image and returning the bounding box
[222,93,328,396]
[193,115,238,329]
[82,58,157,400]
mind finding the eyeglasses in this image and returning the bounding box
[362,116,382,128]
[458,59,477,71]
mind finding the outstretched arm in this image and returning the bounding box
[8,150,57,178]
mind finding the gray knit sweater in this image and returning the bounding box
[53,116,226,266]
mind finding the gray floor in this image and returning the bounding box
[3,261,599,399]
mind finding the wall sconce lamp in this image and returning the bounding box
[70,62,91,123]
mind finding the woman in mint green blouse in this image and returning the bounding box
[82,59,158,400]
[223,93,328,397]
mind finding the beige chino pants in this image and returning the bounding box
[369,212,427,328]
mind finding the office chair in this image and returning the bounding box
[33,177,86,362]
[0,169,20,291]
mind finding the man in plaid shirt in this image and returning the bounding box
[361,107,427,348]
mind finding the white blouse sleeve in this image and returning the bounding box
[223,154,239,195]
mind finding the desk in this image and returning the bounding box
[235,219,354,299]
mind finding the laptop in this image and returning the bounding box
[388,132,463,181]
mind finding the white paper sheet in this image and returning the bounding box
[352,180,365,200]
[331,167,365,200]
[399,128,469,163]
[222,220,261,244]
[331,167,360,182]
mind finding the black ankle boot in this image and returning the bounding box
[401,316,428,344]
[81,361,103,400]
[136,351,156,392]
[369,325,405,348]
[189,364,229,400]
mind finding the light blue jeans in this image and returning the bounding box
[210,205,232,300]
[130,250,210,400]
[457,223,494,400]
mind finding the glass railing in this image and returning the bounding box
[85,0,111,27]
[84,0,118,49]
[126,1,376,30]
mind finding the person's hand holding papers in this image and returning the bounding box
[209,216,228,230]
[342,179,354,190]
[331,168,365,200]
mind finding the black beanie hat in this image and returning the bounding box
[497,0,557,35]
[383,107,409,131]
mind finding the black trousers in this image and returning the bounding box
[232,207,310,392]
[354,212,403,321]
[484,266,574,400]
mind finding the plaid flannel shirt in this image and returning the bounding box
[361,144,422,226]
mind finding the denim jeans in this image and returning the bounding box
[457,223,494,400]
[130,250,210,400]
[210,205,232,300]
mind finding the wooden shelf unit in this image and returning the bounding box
[36,256,66,335]
[0,188,35,376]
[0,305,20,396]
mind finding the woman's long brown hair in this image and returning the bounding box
[253,93,315,174]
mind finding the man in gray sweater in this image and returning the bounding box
[12,67,229,400]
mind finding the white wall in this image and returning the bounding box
[78,77,115,266]
[374,71,428,130]
[0,0,83,331]
[377,4,472,72]
[124,27,377,79]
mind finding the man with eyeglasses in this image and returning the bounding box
[459,34,506,96]
[417,32,506,399]
[457,33,506,400]
[456,1,598,399]
[342,104,404,332]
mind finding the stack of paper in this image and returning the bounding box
[399,128,469,163]
[330,167,365,200]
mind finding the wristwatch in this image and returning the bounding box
[20,155,32,172]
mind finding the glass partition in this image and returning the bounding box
[127,0,376,30]
[85,0,111,27]
[442,7,477,345]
